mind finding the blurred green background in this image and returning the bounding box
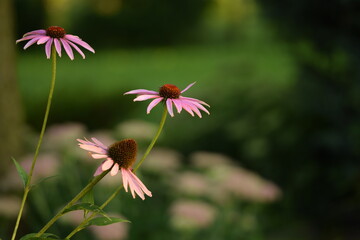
[1,0,360,239]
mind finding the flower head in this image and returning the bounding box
[16,26,95,60]
[124,82,210,117]
[77,138,152,200]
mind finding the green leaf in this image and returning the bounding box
[12,157,29,187]
[81,189,94,217]
[63,203,110,219]
[20,233,61,240]
[84,217,130,227]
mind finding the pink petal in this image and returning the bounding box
[182,99,210,115]
[16,35,38,43]
[134,94,159,101]
[78,144,107,154]
[127,172,145,200]
[91,154,108,159]
[166,99,174,117]
[183,100,202,117]
[180,96,210,107]
[60,39,74,60]
[91,138,108,150]
[37,36,51,45]
[24,29,46,37]
[67,40,85,59]
[181,102,195,116]
[147,97,163,114]
[110,163,119,176]
[121,168,130,192]
[124,89,159,95]
[65,34,95,53]
[45,38,53,59]
[54,39,62,57]
[181,82,196,93]
[102,159,114,171]
[23,36,43,49]
[128,171,152,197]
[94,164,104,176]
[172,99,183,113]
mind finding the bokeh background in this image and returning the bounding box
[1,0,360,239]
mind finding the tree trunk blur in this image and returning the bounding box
[0,0,24,176]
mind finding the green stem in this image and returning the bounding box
[11,47,57,240]
[36,170,109,236]
[65,107,168,239]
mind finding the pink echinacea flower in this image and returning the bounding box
[124,82,210,117]
[77,138,152,200]
[16,26,95,60]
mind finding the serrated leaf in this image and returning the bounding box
[20,233,61,240]
[63,203,110,219]
[84,217,130,227]
[12,157,29,187]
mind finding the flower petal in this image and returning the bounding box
[180,96,210,107]
[124,89,159,95]
[65,34,95,53]
[37,36,50,45]
[94,164,104,176]
[166,99,174,117]
[181,82,196,93]
[91,154,108,159]
[16,35,38,44]
[78,144,107,154]
[110,163,119,176]
[121,168,130,192]
[102,159,114,171]
[147,97,163,114]
[134,94,159,102]
[54,38,62,57]
[67,40,85,59]
[172,99,183,113]
[60,39,74,60]
[128,171,152,197]
[24,29,46,37]
[91,137,108,150]
[23,36,43,49]
[45,38,53,59]
[181,102,195,116]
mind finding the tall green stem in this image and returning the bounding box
[11,47,57,240]
[65,107,168,239]
[36,170,109,236]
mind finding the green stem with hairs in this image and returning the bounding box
[65,107,168,239]
[36,170,109,236]
[11,47,57,240]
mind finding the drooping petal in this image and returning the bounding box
[181,82,196,93]
[37,36,51,45]
[121,168,130,192]
[23,29,46,37]
[134,94,159,102]
[65,34,95,53]
[94,164,104,176]
[124,89,159,95]
[54,38,62,57]
[172,99,183,113]
[23,36,43,49]
[60,39,74,60]
[67,40,85,59]
[183,100,202,118]
[128,170,152,197]
[181,102,195,116]
[185,99,210,115]
[45,38,53,59]
[110,163,119,176]
[180,96,210,107]
[147,97,163,114]
[128,174,145,200]
[102,159,114,171]
[166,99,174,117]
